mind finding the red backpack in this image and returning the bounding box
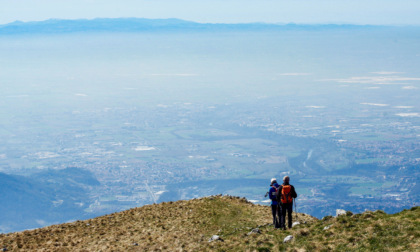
[281,185,293,204]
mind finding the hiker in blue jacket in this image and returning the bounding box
[269,178,280,228]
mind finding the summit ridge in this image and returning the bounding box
[0,195,418,251]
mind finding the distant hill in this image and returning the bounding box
[0,195,418,251]
[0,168,99,233]
[0,18,383,35]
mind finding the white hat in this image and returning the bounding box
[271,178,277,184]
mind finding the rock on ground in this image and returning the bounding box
[336,209,347,217]
[283,235,294,243]
[208,235,224,242]
[247,228,261,235]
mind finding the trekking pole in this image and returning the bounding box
[294,198,298,221]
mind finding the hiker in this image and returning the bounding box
[268,178,280,228]
[277,176,297,229]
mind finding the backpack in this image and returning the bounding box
[271,185,279,199]
[280,185,293,204]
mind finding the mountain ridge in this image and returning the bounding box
[0,18,391,35]
[0,195,418,251]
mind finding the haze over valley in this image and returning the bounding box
[0,19,419,233]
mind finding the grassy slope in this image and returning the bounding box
[0,196,418,251]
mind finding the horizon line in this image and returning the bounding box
[1,17,419,27]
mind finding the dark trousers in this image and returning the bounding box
[271,204,280,228]
[280,203,293,228]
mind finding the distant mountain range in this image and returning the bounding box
[0,18,386,34]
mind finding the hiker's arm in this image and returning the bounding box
[276,185,282,201]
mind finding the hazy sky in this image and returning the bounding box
[1,0,420,25]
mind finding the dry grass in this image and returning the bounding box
[0,196,418,251]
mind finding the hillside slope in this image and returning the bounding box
[0,196,418,251]
[0,168,99,233]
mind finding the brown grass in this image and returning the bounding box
[0,196,418,251]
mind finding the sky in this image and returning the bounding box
[1,0,420,25]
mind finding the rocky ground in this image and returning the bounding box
[0,195,418,251]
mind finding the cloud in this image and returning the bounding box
[146,73,198,77]
[306,105,326,109]
[35,152,60,159]
[277,73,311,76]
[325,75,420,85]
[394,106,414,109]
[371,71,404,75]
[360,103,389,107]
[134,146,156,151]
[402,86,418,90]
[396,113,420,117]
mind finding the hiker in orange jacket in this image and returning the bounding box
[277,176,297,229]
